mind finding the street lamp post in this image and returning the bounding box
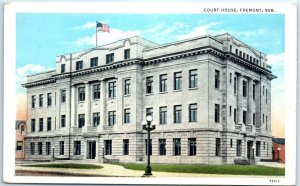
[143,116,155,176]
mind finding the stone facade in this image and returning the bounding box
[23,33,276,164]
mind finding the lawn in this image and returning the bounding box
[117,163,284,176]
[22,163,103,169]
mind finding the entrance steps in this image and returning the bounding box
[234,158,255,165]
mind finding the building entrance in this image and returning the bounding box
[87,141,96,159]
[247,141,254,159]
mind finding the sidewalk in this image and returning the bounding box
[15,161,284,178]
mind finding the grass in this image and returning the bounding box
[116,163,285,176]
[22,163,103,169]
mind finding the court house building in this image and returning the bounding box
[23,33,276,164]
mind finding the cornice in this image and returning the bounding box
[22,47,276,89]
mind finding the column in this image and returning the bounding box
[85,83,91,126]
[255,81,261,130]
[71,85,76,127]
[247,78,253,126]
[236,73,243,125]
[100,80,106,126]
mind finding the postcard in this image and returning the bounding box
[3,1,297,185]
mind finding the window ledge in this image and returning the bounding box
[124,94,131,97]
[188,87,198,90]
[145,93,154,96]
[173,90,182,92]
[108,97,116,99]
[159,91,168,94]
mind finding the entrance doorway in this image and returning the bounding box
[87,141,96,159]
[247,141,254,159]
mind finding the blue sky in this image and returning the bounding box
[16,13,285,137]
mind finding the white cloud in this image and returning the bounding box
[73,28,141,46]
[72,22,96,30]
[176,22,220,40]
[16,64,54,91]
[267,53,285,66]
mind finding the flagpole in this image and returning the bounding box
[96,21,98,47]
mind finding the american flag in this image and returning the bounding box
[96,22,110,33]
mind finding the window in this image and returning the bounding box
[159,106,167,124]
[38,142,43,155]
[124,49,130,60]
[31,95,36,108]
[242,80,247,97]
[263,85,265,95]
[234,108,237,124]
[76,61,83,70]
[188,138,197,156]
[243,111,247,124]
[124,109,130,124]
[61,89,66,103]
[229,45,232,52]
[106,53,114,64]
[39,118,43,132]
[145,139,152,155]
[159,139,166,155]
[189,104,197,122]
[104,140,112,155]
[146,107,153,117]
[234,76,237,94]
[189,69,198,88]
[30,142,35,155]
[263,114,265,123]
[253,84,256,100]
[78,87,85,101]
[61,64,65,73]
[253,113,256,125]
[74,141,81,155]
[173,138,181,156]
[256,141,261,156]
[235,49,238,55]
[250,56,252,62]
[47,93,52,106]
[47,117,51,131]
[108,81,116,98]
[21,125,25,135]
[266,89,268,103]
[243,52,245,58]
[215,70,220,89]
[146,76,153,94]
[229,73,232,84]
[108,111,116,126]
[246,54,249,60]
[263,142,266,150]
[215,104,220,123]
[78,114,85,128]
[215,138,221,156]
[90,57,98,67]
[46,142,51,155]
[159,74,167,92]
[16,141,23,151]
[239,51,242,57]
[236,139,242,156]
[124,79,131,95]
[229,106,232,116]
[31,119,36,132]
[174,105,182,123]
[266,116,268,130]
[93,112,100,127]
[174,72,182,90]
[230,139,233,148]
[59,141,64,155]
[93,84,100,99]
[123,139,129,155]
[39,94,43,107]
[61,115,66,128]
